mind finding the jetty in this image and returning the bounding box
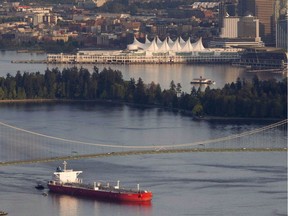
[11,60,47,64]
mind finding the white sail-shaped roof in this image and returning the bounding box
[127,36,206,52]
[171,40,182,52]
[156,36,163,46]
[168,37,177,49]
[158,38,170,52]
[167,36,174,45]
[143,36,152,50]
[181,37,194,52]
[179,36,186,45]
[146,38,159,51]
[145,35,151,45]
[131,37,145,49]
[192,37,206,51]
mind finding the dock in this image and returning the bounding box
[11,60,47,64]
[246,68,287,74]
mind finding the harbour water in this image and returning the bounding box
[0,51,287,216]
[0,51,285,93]
[0,102,287,216]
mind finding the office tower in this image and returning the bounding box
[255,0,275,44]
[238,0,255,16]
[218,0,238,31]
[220,15,261,41]
[276,15,287,50]
[220,17,240,38]
[238,15,260,41]
[238,0,275,44]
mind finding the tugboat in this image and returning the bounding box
[190,76,215,85]
[35,183,45,190]
[47,161,153,203]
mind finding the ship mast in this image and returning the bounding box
[63,161,67,171]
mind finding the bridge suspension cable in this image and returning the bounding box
[0,119,287,150]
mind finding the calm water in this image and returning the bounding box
[0,51,286,93]
[0,103,287,216]
[0,51,287,215]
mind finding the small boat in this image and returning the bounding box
[47,161,153,203]
[0,211,8,216]
[35,183,45,190]
[42,192,48,196]
[190,76,215,85]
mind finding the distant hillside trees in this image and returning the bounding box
[0,67,286,118]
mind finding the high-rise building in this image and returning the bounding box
[220,17,240,38]
[218,0,238,30]
[238,0,255,16]
[237,0,275,45]
[255,0,275,44]
[220,15,261,41]
[238,15,261,41]
[276,15,287,50]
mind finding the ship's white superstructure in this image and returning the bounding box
[52,161,82,184]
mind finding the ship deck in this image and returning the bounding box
[53,182,148,194]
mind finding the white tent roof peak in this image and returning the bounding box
[179,36,186,44]
[158,38,170,52]
[167,36,174,45]
[182,38,194,52]
[171,39,182,52]
[145,35,151,45]
[192,37,206,51]
[131,37,146,49]
[127,36,206,52]
[156,36,163,45]
[146,38,159,51]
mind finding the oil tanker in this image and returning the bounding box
[47,161,153,202]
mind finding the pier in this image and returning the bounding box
[11,60,47,64]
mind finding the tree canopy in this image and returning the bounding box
[0,67,286,119]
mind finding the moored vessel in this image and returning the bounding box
[47,161,152,203]
[190,76,215,85]
[0,211,8,216]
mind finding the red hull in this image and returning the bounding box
[47,183,152,202]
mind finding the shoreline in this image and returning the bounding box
[0,98,284,122]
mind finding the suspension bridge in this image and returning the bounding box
[0,119,287,166]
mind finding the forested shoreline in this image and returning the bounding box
[0,67,287,118]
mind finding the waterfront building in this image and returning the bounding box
[47,36,242,64]
[236,47,287,69]
[209,38,264,48]
[213,15,263,48]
